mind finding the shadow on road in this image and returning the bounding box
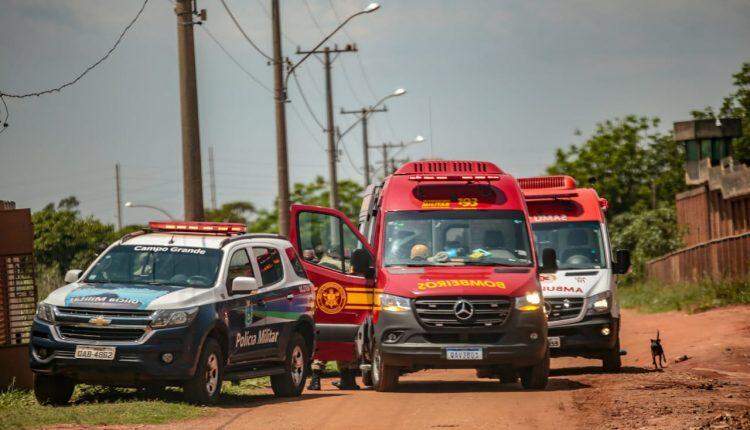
[389,377,589,393]
[550,365,650,377]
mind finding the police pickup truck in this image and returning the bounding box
[30,221,315,405]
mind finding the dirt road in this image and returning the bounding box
[148,307,750,429]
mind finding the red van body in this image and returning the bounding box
[290,161,550,390]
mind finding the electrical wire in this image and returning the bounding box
[290,70,325,130]
[0,96,9,135]
[198,25,273,94]
[339,134,364,175]
[218,0,274,62]
[289,103,326,152]
[0,0,150,99]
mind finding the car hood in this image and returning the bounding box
[44,282,215,310]
[539,270,608,298]
[379,266,539,298]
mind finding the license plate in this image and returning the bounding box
[74,346,116,360]
[446,348,483,360]
[548,337,561,348]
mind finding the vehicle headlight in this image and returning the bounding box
[515,291,542,311]
[35,303,56,323]
[379,294,411,313]
[151,307,199,328]
[587,291,611,314]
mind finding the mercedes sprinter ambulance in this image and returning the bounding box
[519,176,630,371]
[30,221,315,404]
[289,161,555,391]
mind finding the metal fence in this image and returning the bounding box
[646,232,750,284]
[0,255,36,345]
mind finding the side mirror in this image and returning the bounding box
[351,248,374,278]
[539,248,558,274]
[64,269,83,284]
[613,249,631,275]
[231,277,260,295]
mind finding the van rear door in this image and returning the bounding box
[289,204,375,362]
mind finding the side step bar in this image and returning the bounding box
[226,366,286,383]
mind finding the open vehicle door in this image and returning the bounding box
[289,204,376,362]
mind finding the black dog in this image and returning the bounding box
[650,330,666,369]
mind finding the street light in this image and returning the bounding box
[124,202,176,221]
[338,88,407,142]
[284,3,381,92]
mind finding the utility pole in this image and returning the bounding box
[175,0,204,221]
[271,0,291,236]
[208,146,217,210]
[341,105,388,186]
[296,44,357,209]
[115,163,123,230]
[371,142,405,177]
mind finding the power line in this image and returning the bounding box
[0,0,150,99]
[218,0,274,62]
[290,70,325,130]
[0,96,9,135]
[289,103,326,151]
[197,25,273,94]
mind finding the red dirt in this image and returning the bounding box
[54,306,750,430]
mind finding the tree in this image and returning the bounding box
[32,197,118,276]
[547,116,685,217]
[250,176,364,234]
[204,201,256,224]
[692,61,750,161]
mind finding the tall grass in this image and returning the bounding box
[619,279,750,313]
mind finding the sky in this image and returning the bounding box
[1,0,749,226]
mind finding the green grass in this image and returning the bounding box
[0,379,270,430]
[619,279,750,313]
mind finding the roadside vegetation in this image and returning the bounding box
[619,279,750,314]
[0,380,270,429]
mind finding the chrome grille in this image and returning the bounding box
[414,297,512,328]
[544,297,584,322]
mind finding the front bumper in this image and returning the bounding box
[375,307,547,370]
[548,314,619,358]
[29,318,206,386]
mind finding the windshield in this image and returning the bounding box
[531,221,606,270]
[84,245,223,288]
[383,210,533,267]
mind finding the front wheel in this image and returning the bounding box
[271,333,309,397]
[371,344,399,392]
[183,338,224,404]
[602,338,622,372]
[520,349,549,390]
[34,374,75,405]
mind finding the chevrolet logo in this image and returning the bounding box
[88,316,112,326]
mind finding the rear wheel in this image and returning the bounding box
[361,368,373,387]
[602,338,622,372]
[271,333,309,397]
[34,374,75,405]
[520,349,549,390]
[371,344,399,392]
[498,369,518,384]
[183,338,223,404]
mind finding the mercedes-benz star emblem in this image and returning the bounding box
[453,300,474,321]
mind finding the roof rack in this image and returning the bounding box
[220,233,289,248]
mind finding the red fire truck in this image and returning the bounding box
[289,160,555,391]
[519,175,630,371]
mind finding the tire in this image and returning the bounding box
[520,349,550,390]
[34,374,75,405]
[602,338,622,373]
[183,337,224,405]
[371,344,399,392]
[271,333,309,397]
[498,369,518,384]
[361,368,373,387]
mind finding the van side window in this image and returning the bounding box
[298,212,343,272]
[227,249,254,290]
[253,247,284,286]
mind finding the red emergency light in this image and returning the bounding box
[408,174,501,182]
[148,221,247,235]
[519,175,577,190]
